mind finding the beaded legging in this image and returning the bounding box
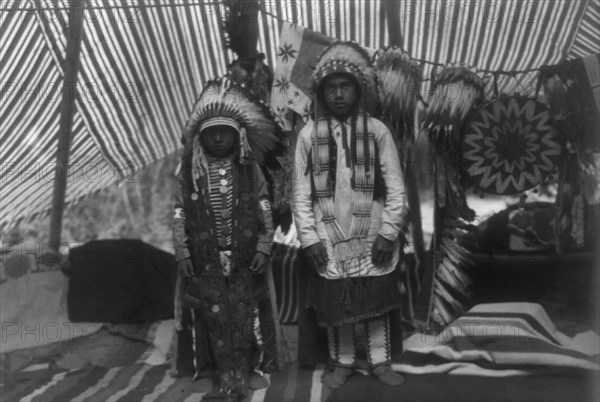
[327,314,391,368]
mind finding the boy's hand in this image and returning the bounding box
[177,258,194,277]
[371,235,394,266]
[304,242,328,274]
[250,252,269,275]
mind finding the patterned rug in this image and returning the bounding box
[2,304,598,402]
[0,321,329,402]
[0,361,331,402]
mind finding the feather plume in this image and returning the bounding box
[373,46,423,144]
[426,152,477,330]
[223,0,260,59]
[429,236,475,328]
[433,296,454,327]
[424,64,484,160]
[542,74,568,117]
[434,281,465,313]
[228,54,273,105]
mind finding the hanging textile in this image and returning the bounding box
[462,96,562,196]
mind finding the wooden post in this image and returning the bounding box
[385,0,426,310]
[404,148,426,272]
[427,160,441,329]
[266,257,291,368]
[243,0,260,57]
[384,0,402,47]
[48,0,86,249]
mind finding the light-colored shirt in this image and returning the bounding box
[293,116,407,279]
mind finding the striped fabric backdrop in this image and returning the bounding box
[570,0,600,57]
[1,0,599,228]
[269,0,600,124]
[2,0,235,228]
[1,6,117,230]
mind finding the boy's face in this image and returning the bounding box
[321,73,358,120]
[201,125,238,157]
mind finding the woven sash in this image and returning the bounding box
[311,113,376,262]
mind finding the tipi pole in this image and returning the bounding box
[49,0,86,250]
[385,1,426,287]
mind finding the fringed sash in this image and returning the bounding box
[311,112,376,263]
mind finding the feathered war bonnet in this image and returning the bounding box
[311,41,379,117]
[310,41,379,179]
[182,76,285,171]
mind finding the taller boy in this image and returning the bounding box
[293,42,407,388]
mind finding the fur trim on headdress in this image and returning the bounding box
[183,76,285,166]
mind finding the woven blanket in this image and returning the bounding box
[393,302,600,376]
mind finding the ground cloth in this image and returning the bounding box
[2,303,598,402]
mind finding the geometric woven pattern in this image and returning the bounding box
[462,97,562,195]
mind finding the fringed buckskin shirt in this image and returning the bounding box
[293,116,408,279]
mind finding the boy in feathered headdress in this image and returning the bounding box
[293,42,408,388]
[172,77,285,401]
